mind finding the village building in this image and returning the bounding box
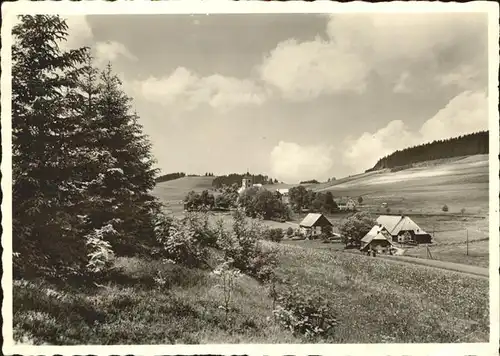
[376,215,432,244]
[276,188,290,204]
[299,213,333,238]
[338,197,357,211]
[360,225,394,253]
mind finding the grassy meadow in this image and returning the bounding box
[13,238,489,344]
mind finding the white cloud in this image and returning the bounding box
[133,67,268,111]
[343,120,418,172]
[258,37,367,100]
[343,90,488,172]
[270,141,334,183]
[94,41,138,65]
[393,72,411,94]
[437,65,482,89]
[420,90,488,142]
[258,13,486,101]
[61,16,93,51]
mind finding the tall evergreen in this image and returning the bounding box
[93,63,161,255]
[12,15,163,278]
[12,15,90,277]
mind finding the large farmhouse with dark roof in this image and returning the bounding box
[376,215,432,244]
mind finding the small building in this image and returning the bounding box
[339,198,357,211]
[376,215,432,244]
[241,176,253,190]
[360,225,394,253]
[276,188,290,204]
[299,213,333,238]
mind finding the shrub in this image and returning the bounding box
[273,283,337,340]
[338,212,376,247]
[266,228,284,243]
[286,227,294,237]
[156,214,211,268]
[85,224,117,276]
[216,209,279,282]
[386,207,391,213]
[212,260,242,322]
[442,204,449,212]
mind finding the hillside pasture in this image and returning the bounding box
[152,176,215,215]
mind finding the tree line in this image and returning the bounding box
[185,184,290,221]
[367,131,489,172]
[288,186,340,214]
[155,172,186,183]
[212,173,279,188]
[299,179,320,184]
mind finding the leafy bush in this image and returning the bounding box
[216,209,279,282]
[238,187,290,221]
[156,213,212,268]
[273,283,337,340]
[184,190,215,211]
[212,259,242,322]
[286,227,294,237]
[338,212,376,247]
[442,204,449,212]
[85,224,117,276]
[266,228,284,243]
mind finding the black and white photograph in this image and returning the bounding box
[1,1,499,354]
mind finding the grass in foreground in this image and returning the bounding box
[271,241,489,343]
[13,243,488,344]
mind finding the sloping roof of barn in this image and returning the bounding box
[361,225,393,244]
[376,215,429,236]
[299,213,332,228]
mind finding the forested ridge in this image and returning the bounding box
[367,131,489,172]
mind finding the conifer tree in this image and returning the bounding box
[93,63,161,255]
[12,15,90,277]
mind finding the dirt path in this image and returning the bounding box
[377,254,489,278]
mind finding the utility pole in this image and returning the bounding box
[466,229,469,256]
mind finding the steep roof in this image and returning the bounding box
[299,213,332,228]
[376,215,428,236]
[376,215,402,233]
[361,225,393,244]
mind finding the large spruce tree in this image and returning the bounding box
[12,15,90,277]
[12,15,163,278]
[92,63,161,256]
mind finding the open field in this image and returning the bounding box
[13,241,489,344]
[152,176,215,215]
[315,154,489,216]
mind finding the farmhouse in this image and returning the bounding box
[299,213,333,237]
[376,215,432,244]
[360,225,394,253]
[338,198,357,211]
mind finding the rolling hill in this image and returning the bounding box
[367,131,488,171]
[314,154,489,215]
[152,176,215,214]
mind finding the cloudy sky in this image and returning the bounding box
[62,12,489,183]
